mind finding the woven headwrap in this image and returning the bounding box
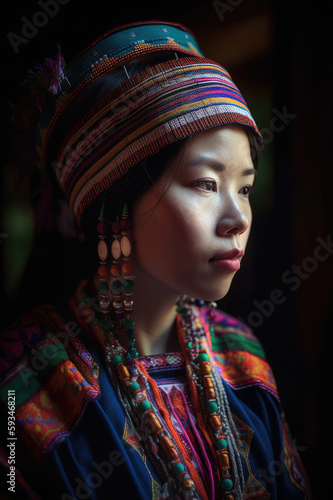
[34,20,262,225]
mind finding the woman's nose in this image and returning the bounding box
[216,194,250,236]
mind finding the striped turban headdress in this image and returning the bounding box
[34,20,262,225]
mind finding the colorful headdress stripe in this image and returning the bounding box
[34,21,262,224]
[35,21,205,169]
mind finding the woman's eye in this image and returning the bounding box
[193,180,217,192]
[240,185,254,197]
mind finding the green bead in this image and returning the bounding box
[187,341,193,349]
[128,381,140,393]
[221,478,233,491]
[139,399,152,412]
[207,401,218,413]
[172,462,185,476]
[111,354,123,366]
[198,353,209,363]
[124,318,135,329]
[98,282,109,292]
[216,438,228,450]
[123,279,134,291]
[111,280,122,292]
[128,348,139,359]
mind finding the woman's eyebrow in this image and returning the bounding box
[185,156,257,176]
[243,167,257,177]
[185,157,225,171]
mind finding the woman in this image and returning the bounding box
[0,21,311,500]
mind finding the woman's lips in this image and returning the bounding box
[209,249,244,271]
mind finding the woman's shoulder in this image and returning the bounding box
[200,306,279,399]
[0,305,78,377]
[0,304,100,461]
[203,306,266,356]
[1,305,59,374]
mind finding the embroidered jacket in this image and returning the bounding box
[0,298,311,500]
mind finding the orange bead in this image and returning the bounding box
[116,364,130,381]
[98,265,108,278]
[164,446,179,461]
[122,262,134,275]
[205,387,216,400]
[144,412,163,433]
[110,264,121,276]
[203,376,213,388]
[225,495,234,500]
[201,362,211,375]
[209,414,221,431]
[160,435,173,452]
[218,452,230,469]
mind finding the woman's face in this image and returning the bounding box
[132,125,255,301]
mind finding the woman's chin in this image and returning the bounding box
[185,278,234,303]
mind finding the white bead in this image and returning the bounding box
[99,300,110,311]
[112,300,123,310]
[111,239,121,260]
[123,299,134,309]
[121,236,131,257]
[98,240,108,261]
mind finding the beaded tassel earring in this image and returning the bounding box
[120,205,138,359]
[97,201,111,314]
[110,204,138,359]
[110,212,123,327]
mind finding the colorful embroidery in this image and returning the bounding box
[232,415,270,499]
[207,307,279,399]
[0,306,100,462]
[0,290,312,499]
[139,352,184,371]
[123,417,162,500]
[281,412,312,498]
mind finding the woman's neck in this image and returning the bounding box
[132,268,181,356]
[92,266,182,356]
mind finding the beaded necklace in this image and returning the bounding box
[74,285,244,500]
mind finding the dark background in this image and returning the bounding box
[1,1,332,498]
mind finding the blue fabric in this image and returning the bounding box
[0,302,311,500]
[16,330,310,500]
[19,333,161,500]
